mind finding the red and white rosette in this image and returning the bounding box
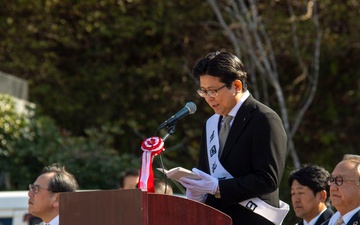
[138,136,164,192]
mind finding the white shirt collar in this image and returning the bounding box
[227,90,250,124]
[342,206,360,224]
[328,206,360,225]
[45,214,59,225]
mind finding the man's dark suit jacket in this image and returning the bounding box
[198,95,287,225]
[322,209,360,225]
[297,207,334,225]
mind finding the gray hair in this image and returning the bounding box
[342,154,360,178]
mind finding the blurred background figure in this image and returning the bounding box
[154,178,173,195]
[23,213,42,225]
[118,169,139,189]
[288,164,334,225]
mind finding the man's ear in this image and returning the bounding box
[53,193,60,208]
[317,190,327,202]
[234,80,242,92]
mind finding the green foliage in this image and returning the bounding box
[49,132,138,190]
[0,94,52,189]
[0,2,359,223]
[0,94,140,190]
[0,0,215,186]
[0,94,29,157]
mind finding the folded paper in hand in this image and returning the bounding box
[157,167,201,181]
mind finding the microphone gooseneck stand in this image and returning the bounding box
[155,123,177,195]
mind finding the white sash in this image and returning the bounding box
[205,115,289,225]
[206,114,232,179]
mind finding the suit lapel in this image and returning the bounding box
[314,208,334,225]
[347,210,360,225]
[220,95,256,161]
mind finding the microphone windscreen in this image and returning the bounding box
[185,102,197,114]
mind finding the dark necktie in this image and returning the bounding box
[218,115,232,157]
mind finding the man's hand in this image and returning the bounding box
[179,168,218,195]
[185,189,207,202]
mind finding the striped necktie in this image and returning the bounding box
[334,217,344,225]
[218,115,232,157]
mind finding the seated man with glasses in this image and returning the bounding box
[322,154,360,225]
[28,163,78,225]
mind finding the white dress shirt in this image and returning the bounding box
[327,206,360,225]
[42,214,59,225]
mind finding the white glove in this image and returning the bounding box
[185,189,207,203]
[179,168,218,195]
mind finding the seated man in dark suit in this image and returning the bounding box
[322,154,360,225]
[28,163,78,225]
[289,164,334,225]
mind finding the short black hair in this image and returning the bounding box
[288,164,330,199]
[192,51,248,91]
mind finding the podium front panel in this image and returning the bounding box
[60,190,232,225]
[60,189,143,225]
[147,193,232,225]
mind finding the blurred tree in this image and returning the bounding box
[0,0,215,165]
[0,2,359,221]
[206,0,323,170]
[0,94,139,190]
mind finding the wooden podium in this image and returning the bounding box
[59,189,232,225]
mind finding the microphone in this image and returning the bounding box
[157,102,197,130]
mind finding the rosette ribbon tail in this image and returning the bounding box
[138,136,164,192]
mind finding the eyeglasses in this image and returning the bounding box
[197,84,227,98]
[29,184,52,194]
[326,175,360,186]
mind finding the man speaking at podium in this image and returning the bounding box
[179,51,288,225]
